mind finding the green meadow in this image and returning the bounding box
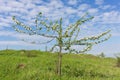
[0,50,120,80]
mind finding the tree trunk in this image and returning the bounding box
[56,45,62,76]
[56,18,63,76]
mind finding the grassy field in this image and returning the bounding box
[0,50,120,80]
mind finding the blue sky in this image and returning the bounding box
[0,0,120,57]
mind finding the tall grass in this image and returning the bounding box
[0,50,120,80]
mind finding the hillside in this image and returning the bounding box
[0,50,120,80]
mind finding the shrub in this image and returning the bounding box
[20,50,37,57]
[98,52,105,58]
[116,56,120,67]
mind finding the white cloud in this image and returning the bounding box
[95,11,120,24]
[101,5,111,9]
[95,0,104,5]
[78,4,90,11]
[47,0,64,8]
[0,23,10,28]
[7,1,25,8]
[112,33,120,37]
[68,0,78,5]
[65,7,77,14]
[99,5,116,10]
[88,8,98,14]
[37,6,50,13]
